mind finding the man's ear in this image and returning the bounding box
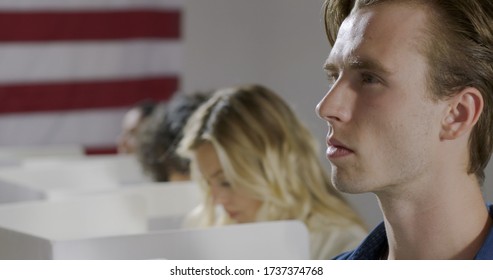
[440,87,483,140]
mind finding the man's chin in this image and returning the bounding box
[331,176,369,194]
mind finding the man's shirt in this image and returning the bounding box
[334,204,493,260]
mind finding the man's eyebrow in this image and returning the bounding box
[348,57,391,74]
[323,63,338,73]
[323,56,392,75]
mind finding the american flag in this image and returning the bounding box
[0,0,182,154]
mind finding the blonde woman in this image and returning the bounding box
[178,84,367,259]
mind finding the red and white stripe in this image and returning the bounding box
[0,0,183,153]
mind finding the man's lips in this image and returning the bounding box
[327,138,354,158]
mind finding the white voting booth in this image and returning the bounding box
[0,220,310,260]
[0,194,148,241]
[47,181,203,231]
[0,181,203,232]
[0,193,148,259]
[0,151,310,260]
[0,179,44,204]
[0,181,309,259]
[20,154,148,186]
[95,181,203,230]
[0,145,84,167]
[0,155,150,202]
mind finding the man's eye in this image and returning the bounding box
[361,73,380,84]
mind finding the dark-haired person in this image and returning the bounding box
[136,93,209,182]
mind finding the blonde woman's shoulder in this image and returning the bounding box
[307,214,368,260]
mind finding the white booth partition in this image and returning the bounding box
[0,194,147,241]
[97,181,202,230]
[0,179,44,204]
[0,145,84,166]
[0,220,310,260]
[0,155,150,202]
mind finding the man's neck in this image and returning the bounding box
[376,173,491,259]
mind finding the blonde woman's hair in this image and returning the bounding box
[179,84,365,229]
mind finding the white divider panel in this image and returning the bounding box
[0,179,45,204]
[0,145,84,167]
[51,220,310,260]
[99,181,202,230]
[0,164,119,197]
[121,181,201,217]
[21,154,150,186]
[0,155,150,200]
[0,227,53,259]
[0,193,148,240]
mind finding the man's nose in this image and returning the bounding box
[316,81,352,123]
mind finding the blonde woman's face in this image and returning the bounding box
[194,142,262,223]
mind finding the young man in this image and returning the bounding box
[316,0,493,259]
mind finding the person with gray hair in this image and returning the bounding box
[117,100,156,154]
